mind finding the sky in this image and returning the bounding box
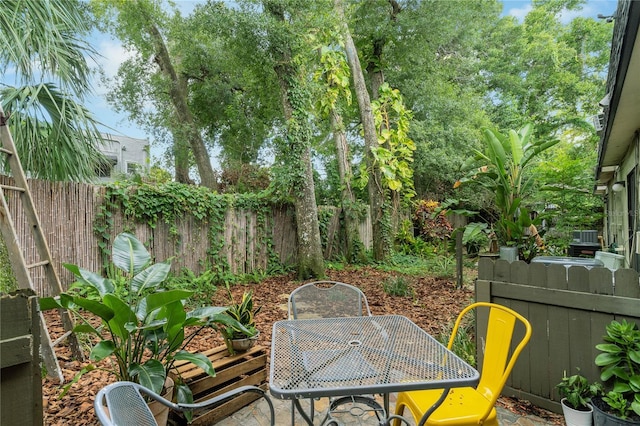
[87,0,619,147]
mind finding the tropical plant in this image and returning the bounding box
[556,373,602,411]
[0,0,106,181]
[460,222,490,256]
[594,319,640,419]
[218,288,262,355]
[457,123,558,248]
[414,200,454,243]
[40,233,246,410]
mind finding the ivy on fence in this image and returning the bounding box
[93,181,282,274]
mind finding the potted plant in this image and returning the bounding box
[592,319,640,425]
[461,222,490,256]
[219,287,262,356]
[40,233,246,424]
[556,372,603,426]
[456,123,558,262]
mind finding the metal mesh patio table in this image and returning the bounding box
[270,315,479,425]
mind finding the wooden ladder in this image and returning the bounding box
[0,107,83,383]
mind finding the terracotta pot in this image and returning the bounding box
[147,376,174,426]
[561,398,593,426]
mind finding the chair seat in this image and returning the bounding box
[395,387,498,426]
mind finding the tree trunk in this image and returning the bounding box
[330,110,364,262]
[335,0,389,261]
[147,23,217,190]
[266,2,324,279]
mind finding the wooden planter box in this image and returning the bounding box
[170,345,268,425]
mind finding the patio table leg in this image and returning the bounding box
[294,398,315,426]
[417,387,450,426]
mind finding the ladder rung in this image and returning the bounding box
[0,147,14,156]
[0,184,25,192]
[27,260,50,269]
[52,330,73,347]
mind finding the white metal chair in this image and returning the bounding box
[288,280,372,320]
[94,381,275,426]
[287,281,382,424]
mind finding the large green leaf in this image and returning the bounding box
[130,360,166,394]
[112,232,151,275]
[161,301,187,353]
[482,128,506,175]
[187,306,228,320]
[508,129,524,167]
[39,296,62,311]
[89,340,116,362]
[596,344,624,354]
[131,262,171,294]
[143,290,193,315]
[71,296,115,323]
[63,263,114,296]
[103,294,136,340]
[174,351,216,377]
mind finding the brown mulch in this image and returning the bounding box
[42,266,563,425]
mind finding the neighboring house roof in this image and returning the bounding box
[595,0,640,187]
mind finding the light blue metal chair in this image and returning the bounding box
[94,381,275,426]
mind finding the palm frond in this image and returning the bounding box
[1,83,107,182]
[0,0,97,96]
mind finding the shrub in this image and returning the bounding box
[382,275,414,297]
[414,200,453,243]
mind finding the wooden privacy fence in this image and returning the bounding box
[476,258,640,413]
[0,176,372,296]
[0,290,43,426]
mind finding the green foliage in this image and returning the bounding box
[534,138,604,242]
[0,239,17,293]
[460,222,490,256]
[93,180,284,276]
[218,162,271,193]
[457,124,558,248]
[39,233,245,415]
[595,319,640,418]
[0,0,106,182]
[484,3,611,139]
[218,287,262,355]
[556,373,603,410]
[165,268,221,308]
[380,252,432,276]
[414,200,453,243]
[381,275,413,298]
[437,319,476,369]
[428,254,455,279]
[360,83,416,202]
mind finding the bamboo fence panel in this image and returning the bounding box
[0,177,374,296]
[477,258,640,413]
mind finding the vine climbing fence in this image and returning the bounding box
[0,176,372,296]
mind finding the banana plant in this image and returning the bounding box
[458,123,558,246]
[40,232,246,413]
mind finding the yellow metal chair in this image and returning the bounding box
[393,302,532,426]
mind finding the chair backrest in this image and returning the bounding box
[94,381,159,426]
[288,281,372,319]
[447,302,532,421]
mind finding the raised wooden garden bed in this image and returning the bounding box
[170,344,268,425]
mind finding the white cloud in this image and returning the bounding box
[96,39,136,80]
[505,3,532,21]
